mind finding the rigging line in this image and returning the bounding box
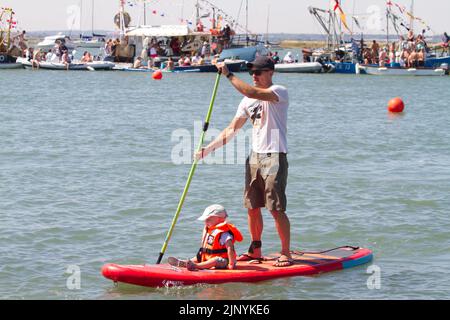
[236,0,244,29]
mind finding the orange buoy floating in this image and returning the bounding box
[387,97,405,113]
[152,70,163,80]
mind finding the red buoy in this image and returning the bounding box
[152,70,163,80]
[388,97,405,113]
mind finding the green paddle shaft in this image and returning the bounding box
[157,72,221,264]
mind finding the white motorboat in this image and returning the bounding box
[36,33,77,51]
[19,58,114,71]
[275,62,325,73]
[73,36,106,49]
[358,64,446,76]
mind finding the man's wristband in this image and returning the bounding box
[226,72,234,79]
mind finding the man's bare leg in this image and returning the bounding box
[271,210,292,267]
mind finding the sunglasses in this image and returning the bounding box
[248,69,270,76]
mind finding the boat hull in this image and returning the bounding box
[275,62,323,73]
[0,63,23,69]
[358,65,446,76]
[174,61,244,73]
[332,62,358,74]
[21,60,114,71]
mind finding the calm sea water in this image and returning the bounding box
[1,66,449,300]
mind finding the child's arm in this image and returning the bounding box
[225,240,237,270]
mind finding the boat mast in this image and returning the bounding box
[265,5,270,45]
[119,0,126,39]
[245,0,248,46]
[386,3,389,45]
[92,0,94,35]
[144,1,147,25]
[196,0,200,28]
[80,0,83,37]
[409,0,415,33]
[6,8,13,49]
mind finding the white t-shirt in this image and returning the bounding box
[219,232,234,247]
[235,85,289,154]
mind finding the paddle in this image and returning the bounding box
[156,71,221,264]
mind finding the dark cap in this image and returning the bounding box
[246,56,274,71]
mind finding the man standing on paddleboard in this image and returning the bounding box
[196,56,292,267]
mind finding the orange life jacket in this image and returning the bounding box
[197,222,243,262]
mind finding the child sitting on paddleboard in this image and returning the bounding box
[168,205,243,271]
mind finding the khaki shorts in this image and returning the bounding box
[244,152,288,212]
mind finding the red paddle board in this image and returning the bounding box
[102,246,373,288]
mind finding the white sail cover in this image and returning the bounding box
[126,25,205,37]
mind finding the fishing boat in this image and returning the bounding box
[358,64,446,76]
[0,8,23,69]
[307,6,360,74]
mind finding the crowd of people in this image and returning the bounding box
[23,39,75,70]
[361,31,450,68]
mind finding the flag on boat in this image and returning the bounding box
[332,0,352,34]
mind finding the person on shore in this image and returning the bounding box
[197,56,293,268]
[167,205,243,271]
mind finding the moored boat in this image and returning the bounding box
[275,62,325,73]
[358,64,446,76]
[174,60,244,73]
[19,58,114,71]
[37,33,77,51]
[0,8,23,70]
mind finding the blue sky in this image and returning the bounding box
[2,0,449,35]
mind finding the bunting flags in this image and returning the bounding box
[387,1,433,32]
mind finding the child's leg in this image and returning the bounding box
[189,257,229,270]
